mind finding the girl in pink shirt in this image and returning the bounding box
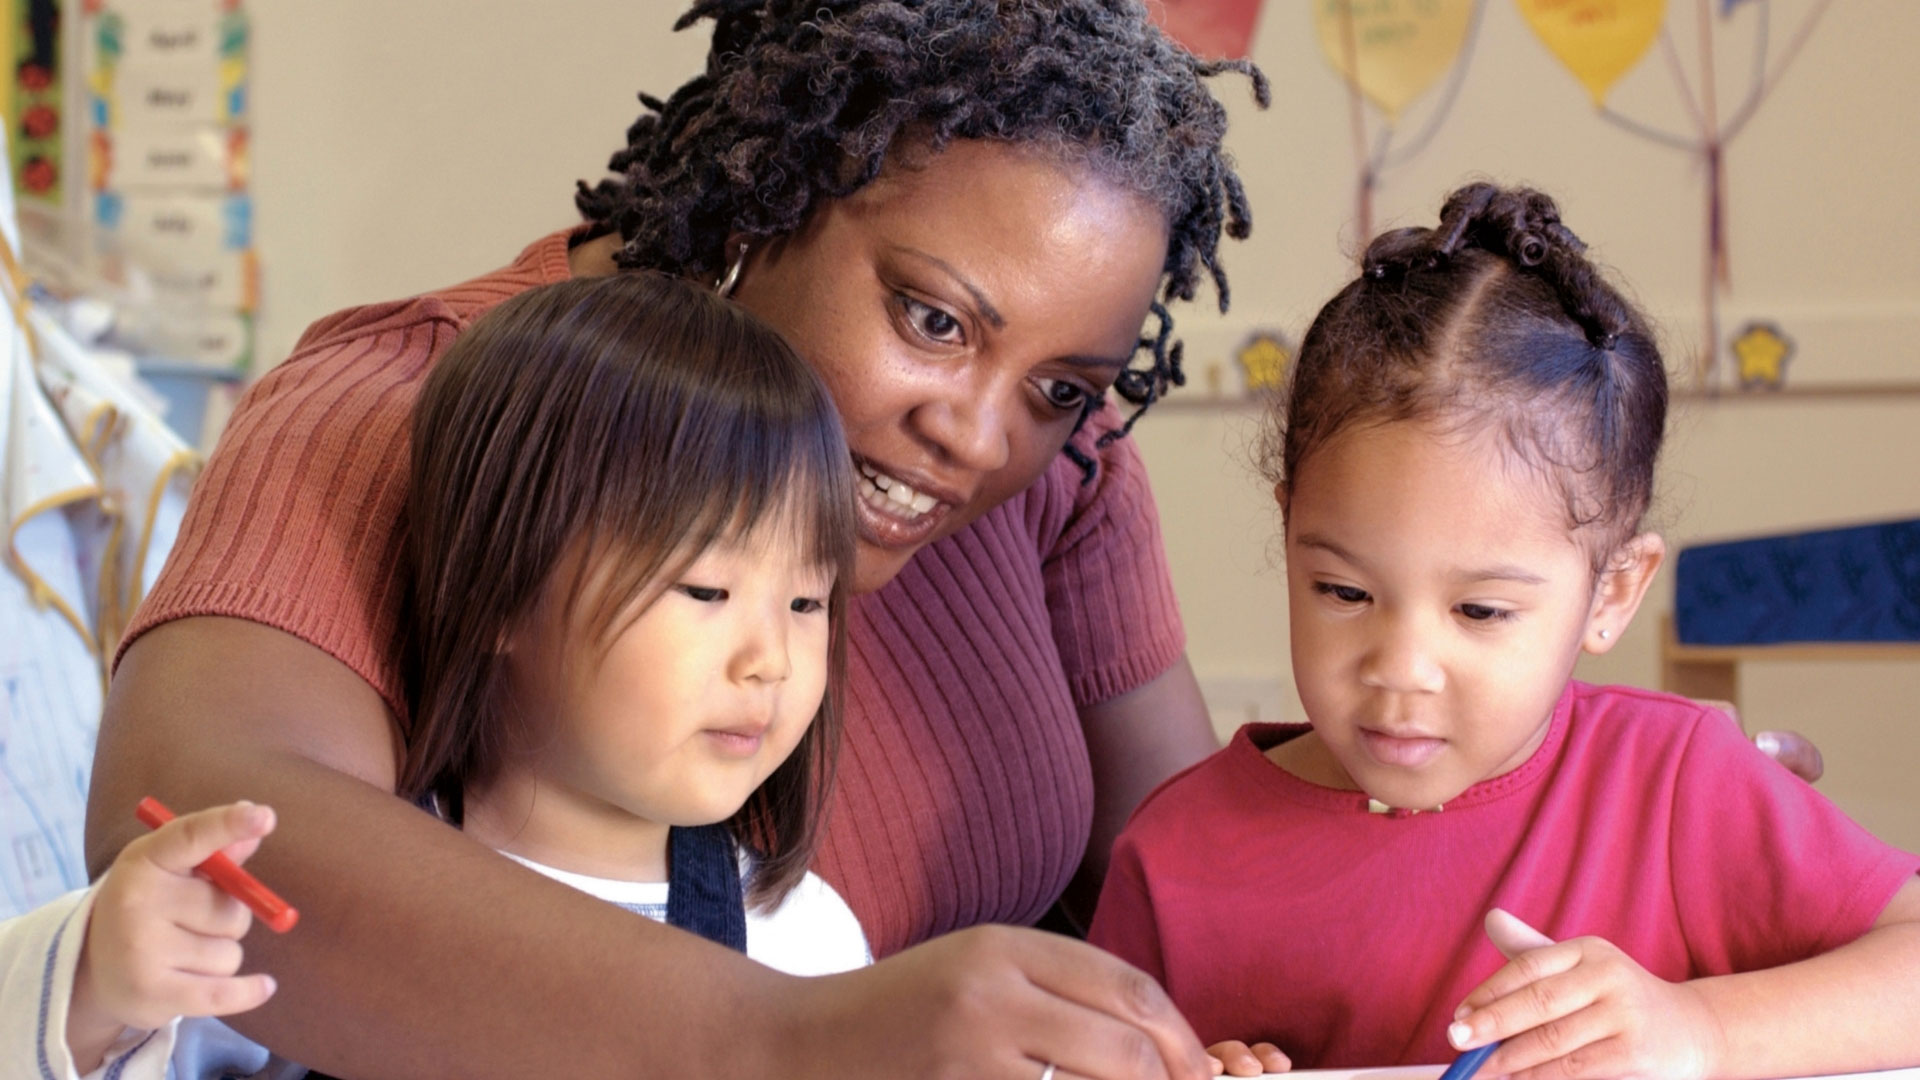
[1091,184,1920,1079]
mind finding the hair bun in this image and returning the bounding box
[1433,183,1587,268]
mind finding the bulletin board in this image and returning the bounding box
[83,0,254,373]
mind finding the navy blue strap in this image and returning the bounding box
[666,823,747,953]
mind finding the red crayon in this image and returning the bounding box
[135,796,300,934]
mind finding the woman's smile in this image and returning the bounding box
[853,456,959,548]
[728,139,1170,593]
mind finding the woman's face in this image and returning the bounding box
[730,140,1170,594]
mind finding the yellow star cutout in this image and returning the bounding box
[1236,332,1291,393]
[1732,322,1793,390]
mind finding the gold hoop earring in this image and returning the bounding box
[715,242,749,298]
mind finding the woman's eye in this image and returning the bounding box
[1458,604,1511,623]
[677,584,728,603]
[1315,583,1370,604]
[1036,378,1089,412]
[899,295,963,345]
[790,597,826,615]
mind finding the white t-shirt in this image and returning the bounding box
[501,850,872,976]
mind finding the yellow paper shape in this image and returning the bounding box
[1731,322,1792,390]
[1236,332,1291,393]
[1314,0,1476,125]
[1516,0,1666,107]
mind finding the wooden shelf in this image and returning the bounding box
[1659,615,1920,714]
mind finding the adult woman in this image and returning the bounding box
[87,2,1261,1077]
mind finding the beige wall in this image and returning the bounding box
[1135,0,1920,851]
[249,1,1920,848]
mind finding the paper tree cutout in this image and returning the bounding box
[1313,0,1484,242]
[1515,0,1834,386]
[1516,0,1666,107]
[1152,0,1266,60]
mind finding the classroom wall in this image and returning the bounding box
[248,1,1920,849]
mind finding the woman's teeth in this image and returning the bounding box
[858,462,939,517]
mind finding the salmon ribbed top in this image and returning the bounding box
[121,230,1185,956]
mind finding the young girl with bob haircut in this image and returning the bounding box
[5,273,867,1077]
[1090,183,1920,1079]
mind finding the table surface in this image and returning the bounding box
[1259,1060,1920,1068]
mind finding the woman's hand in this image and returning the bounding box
[790,924,1213,1080]
[1205,1039,1291,1076]
[1450,910,1723,1080]
[69,801,280,1072]
[1693,701,1824,783]
[1753,729,1823,783]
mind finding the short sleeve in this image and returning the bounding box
[1033,407,1185,707]
[1668,711,1920,974]
[747,871,873,976]
[1087,830,1170,985]
[116,309,461,718]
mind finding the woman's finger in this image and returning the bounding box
[1754,729,1823,783]
[1015,963,1205,1079]
[1016,932,1209,1079]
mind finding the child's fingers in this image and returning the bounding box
[163,970,280,1021]
[141,801,277,876]
[219,832,268,867]
[1450,957,1602,1053]
[1250,1043,1290,1073]
[167,927,248,979]
[1203,1041,1268,1077]
[1452,937,1583,1019]
[1483,908,1556,959]
[1498,1024,1631,1080]
[173,890,255,940]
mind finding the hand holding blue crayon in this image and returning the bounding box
[1447,909,1722,1080]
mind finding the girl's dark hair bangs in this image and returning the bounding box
[400,271,853,909]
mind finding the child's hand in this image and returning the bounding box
[1205,1040,1291,1076]
[1449,909,1723,1080]
[67,801,281,1070]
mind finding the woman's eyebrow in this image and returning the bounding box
[1057,352,1131,373]
[892,246,1005,329]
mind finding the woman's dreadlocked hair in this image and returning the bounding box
[576,0,1269,476]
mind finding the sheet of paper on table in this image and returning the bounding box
[1251,1060,1920,1068]
[1265,1069,1920,1080]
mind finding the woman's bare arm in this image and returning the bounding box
[1065,655,1221,929]
[88,617,1211,1080]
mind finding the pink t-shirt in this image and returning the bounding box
[1088,682,1920,1067]
[123,230,1186,959]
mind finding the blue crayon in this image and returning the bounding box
[1437,1040,1500,1080]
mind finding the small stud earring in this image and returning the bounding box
[1597,628,1611,640]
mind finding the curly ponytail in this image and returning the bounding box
[1268,183,1668,569]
